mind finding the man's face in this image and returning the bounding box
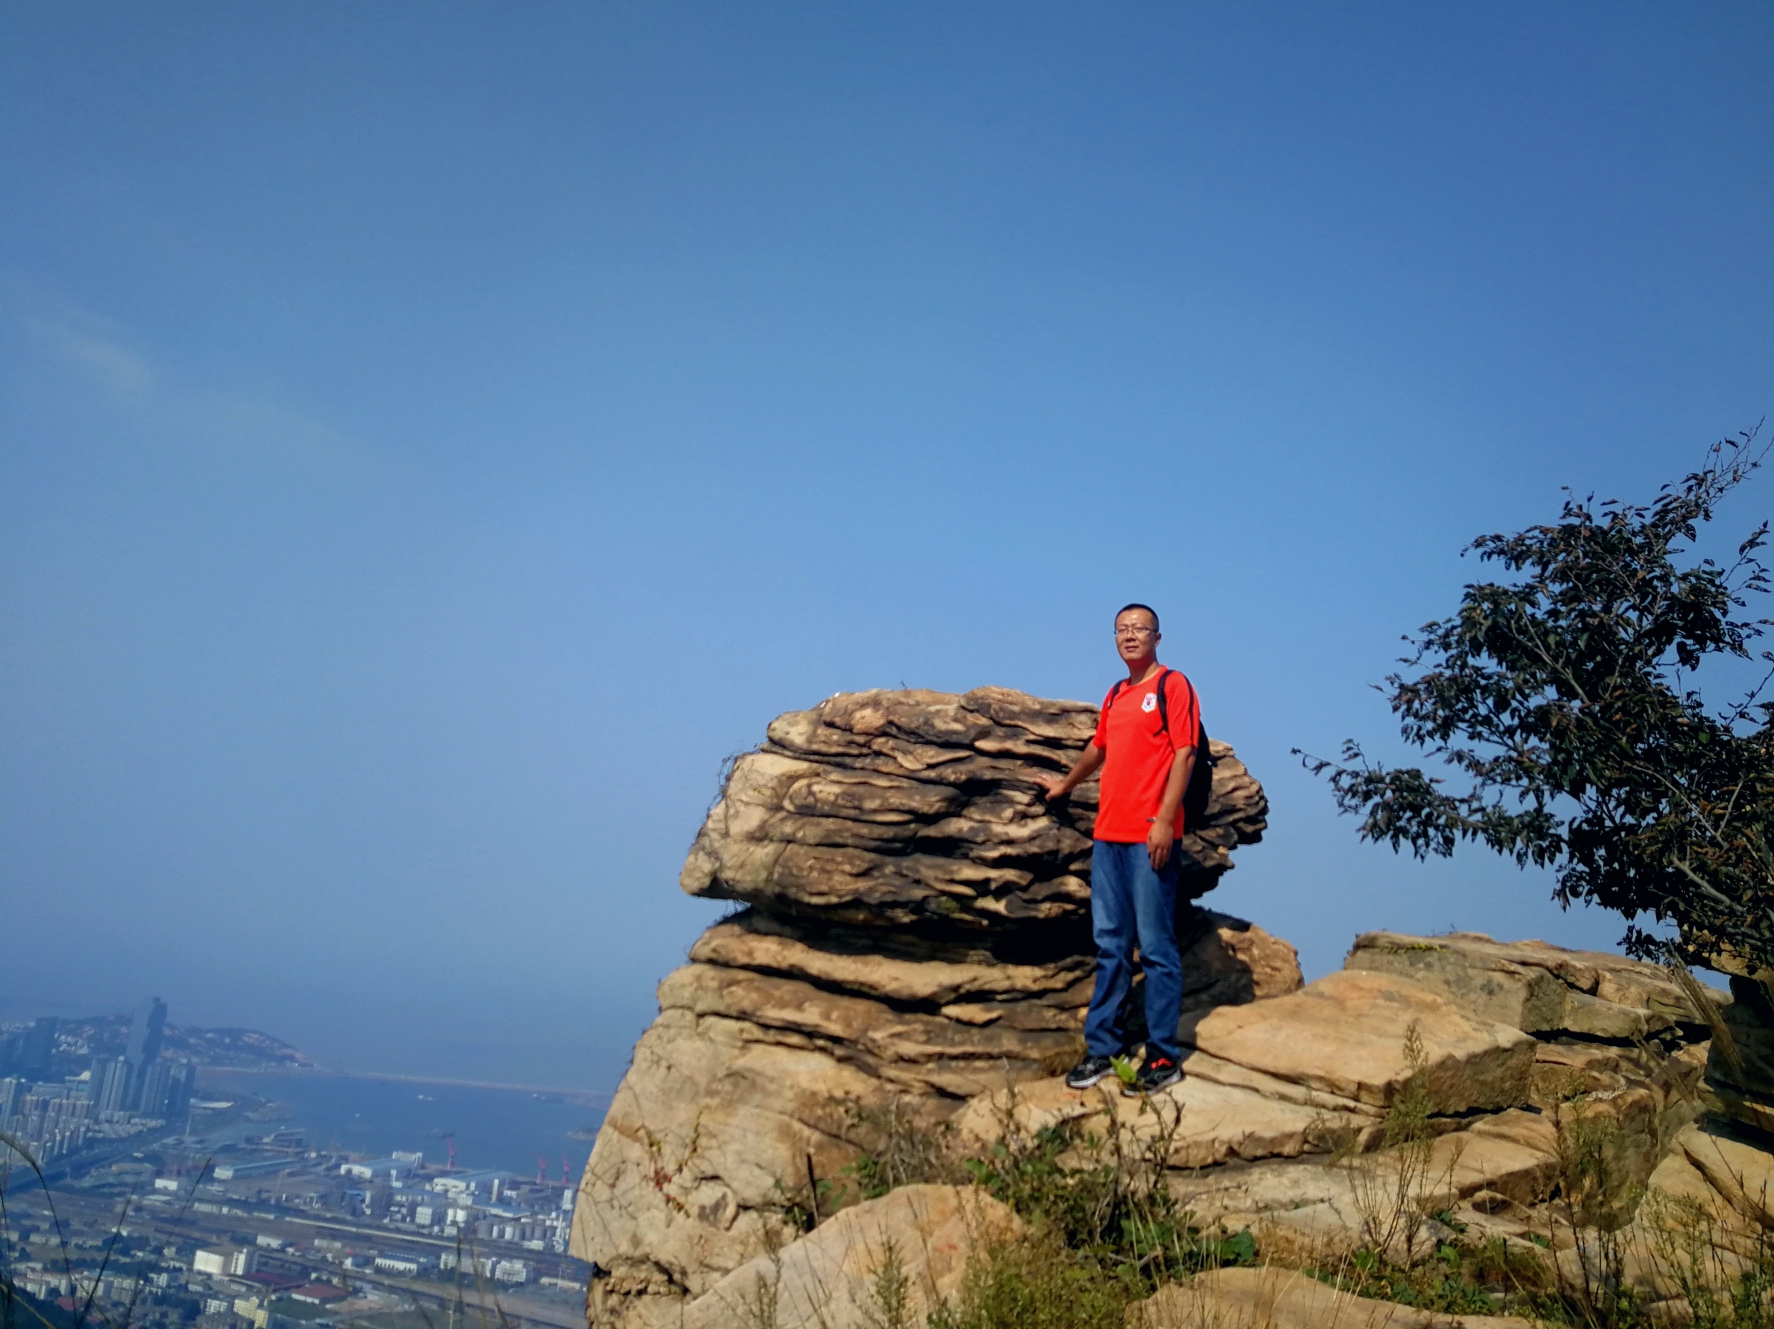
[1114,609,1160,665]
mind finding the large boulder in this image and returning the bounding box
[573,687,1280,1328]
[1183,970,1538,1113]
[1345,931,1709,1041]
[677,1185,1020,1329]
[1705,975,1774,1136]
[573,906,1303,1325]
[1138,938,1723,1268]
[571,688,1738,1329]
[682,687,1268,926]
[1129,1267,1535,1328]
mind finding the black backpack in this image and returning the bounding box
[1104,668,1216,828]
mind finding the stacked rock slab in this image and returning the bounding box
[1159,932,1720,1259]
[680,686,1269,926]
[956,931,1722,1271]
[571,688,1291,1329]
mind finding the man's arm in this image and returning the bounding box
[1035,744,1104,801]
[1146,745,1196,869]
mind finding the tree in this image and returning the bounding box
[1302,432,1773,975]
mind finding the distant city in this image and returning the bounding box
[0,1001,592,1329]
[1,1000,200,1165]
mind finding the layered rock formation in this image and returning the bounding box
[572,688,1289,1327]
[952,930,1716,1272]
[681,686,1269,927]
[675,1185,1021,1329]
[570,686,1739,1328]
[1154,932,1716,1261]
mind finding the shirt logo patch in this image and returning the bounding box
[1141,692,1158,713]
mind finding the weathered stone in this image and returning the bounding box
[574,684,1732,1329]
[576,1011,894,1322]
[1676,1121,1774,1226]
[1129,1266,1535,1329]
[1706,976,1774,1136]
[685,907,1296,1027]
[1530,1040,1630,1103]
[1171,1159,1365,1247]
[1179,1050,1377,1115]
[1346,931,1704,1040]
[689,915,1094,1006]
[1183,970,1537,1113]
[1347,933,1570,1032]
[574,906,1300,1325]
[1563,1087,1669,1193]
[1420,1111,1560,1209]
[679,1185,1021,1329]
[954,1072,1380,1171]
[1574,1130,1772,1300]
[658,962,1081,1092]
[686,687,1269,926]
[1189,913,1305,1009]
[1561,990,1675,1040]
[1645,1144,1738,1228]
[1173,1119,1559,1267]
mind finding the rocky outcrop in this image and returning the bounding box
[572,688,1284,1327]
[1346,930,1703,1042]
[573,905,1301,1327]
[1129,1267,1535,1328]
[570,686,1736,1328]
[682,687,1268,927]
[1155,932,1718,1264]
[676,1185,1020,1329]
[962,930,1718,1273]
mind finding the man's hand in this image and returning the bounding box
[1147,745,1193,870]
[1037,745,1102,802]
[1147,820,1174,870]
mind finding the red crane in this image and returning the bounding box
[562,1155,572,1186]
[536,1155,547,1184]
[445,1133,456,1172]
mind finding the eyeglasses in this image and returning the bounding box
[1114,625,1157,637]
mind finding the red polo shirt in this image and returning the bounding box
[1091,668,1201,843]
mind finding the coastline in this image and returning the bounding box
[195,1064,613,1107]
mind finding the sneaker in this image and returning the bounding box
[1122,1055,1183,1096]
[1064,1055,1116,1090]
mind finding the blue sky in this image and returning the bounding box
[3,3,1770,1087]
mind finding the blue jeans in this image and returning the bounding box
[1083,839,1184,1064]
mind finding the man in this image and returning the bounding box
[1036,603,1200,1096]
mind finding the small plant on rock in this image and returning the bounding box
[1344,1019,1456,1266]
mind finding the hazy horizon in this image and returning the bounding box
[4,3,1771,1089]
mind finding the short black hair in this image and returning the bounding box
[1115,603,1160,631]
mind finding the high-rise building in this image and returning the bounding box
[0,1031,21,1076]
[165,1061,195,1118]
[0,1077,23,1119]
[123,998,167,1111]
[89,1056,130,1114]
[20,1017,57,1081]
[126,1059,195,1120]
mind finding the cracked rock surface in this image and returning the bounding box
[681,686,1268,927]
[568,688,1733,1329]
[571,688,1286,1328]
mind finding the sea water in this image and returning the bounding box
[196,1071,610,1180]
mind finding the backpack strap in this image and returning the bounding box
[1155,669,1212,761]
